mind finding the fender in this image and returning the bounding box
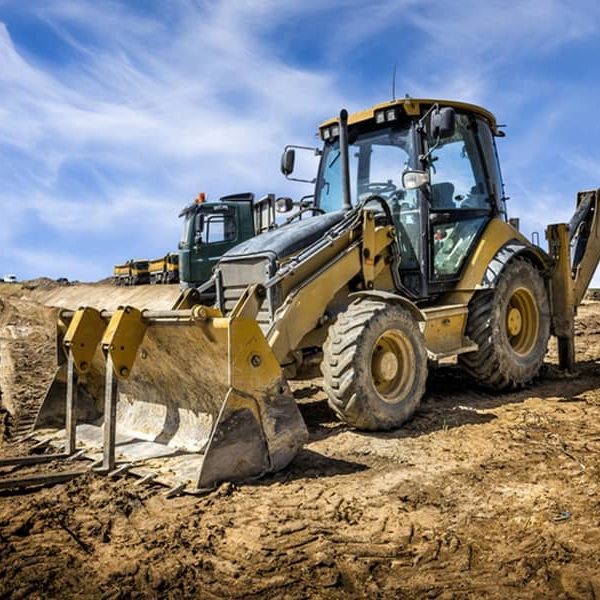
[479,241,549,289]
[349,290,425,321]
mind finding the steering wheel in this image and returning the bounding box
[283,206,326,225]
[364,181,397,195]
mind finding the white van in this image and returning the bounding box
[2,274,17,283]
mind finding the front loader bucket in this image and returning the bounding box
[33,295,307,493]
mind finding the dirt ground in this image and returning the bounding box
[0,283,599,599]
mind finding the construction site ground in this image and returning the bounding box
[0,281,599,599]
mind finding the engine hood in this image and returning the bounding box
[221,211,346,262]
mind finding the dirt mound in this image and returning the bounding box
[0,296,56,441]
[37,283,181,311]
[1,291,600,598]
[21,277,63,291]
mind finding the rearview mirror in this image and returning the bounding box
[276,197,294,213]
[281,148,295,176]
[402,170,430,190]
[431,107,456,139]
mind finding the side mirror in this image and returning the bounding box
[431,107,456,139]
[281,148,295,176]
[276,197,294,213]
[402,170,430,190]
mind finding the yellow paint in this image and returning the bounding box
[101,306,148,379]
[422,304,471,356]
[63,307,106,374]
[268,245,362,363]
[446,218,537,296]
[320,98,501,135]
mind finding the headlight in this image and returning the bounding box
[375,107,399,124]
[320,124,341,141]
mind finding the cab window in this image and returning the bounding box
[429,113,490,211]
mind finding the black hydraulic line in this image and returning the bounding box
[339,109,352,211]
[569,194,593,240]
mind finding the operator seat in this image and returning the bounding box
[430,182,455,209]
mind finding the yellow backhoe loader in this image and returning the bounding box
[4,98,600,495]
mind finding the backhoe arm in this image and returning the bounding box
[546,188,600,371]
[570,189,600,306]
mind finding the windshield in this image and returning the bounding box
[315,124,421,268]
[179,211,196,248]
[315,125,415,212]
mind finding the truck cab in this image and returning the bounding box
[178,193,272,288]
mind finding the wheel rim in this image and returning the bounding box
[506,287,539,356]
[370,329,416,404]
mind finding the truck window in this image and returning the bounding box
[204,214,237,244]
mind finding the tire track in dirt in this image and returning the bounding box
[0,292,600,598]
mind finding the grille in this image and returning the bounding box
[218,257,274,334]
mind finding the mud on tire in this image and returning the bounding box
[459,258,550,390]
[322,298,428,430]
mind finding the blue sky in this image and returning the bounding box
[1,0,600,282]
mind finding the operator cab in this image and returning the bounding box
[312,99,507,300]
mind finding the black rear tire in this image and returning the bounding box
[322,298,428,430]
[459,259,550,390]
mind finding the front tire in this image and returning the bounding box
[459,259,550,389]
[322,298,428,430]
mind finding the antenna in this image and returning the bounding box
[391,62,397,101]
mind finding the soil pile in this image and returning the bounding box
[0,294,56,441]
[0,290,599,598]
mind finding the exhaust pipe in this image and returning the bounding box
[339,109,352,211]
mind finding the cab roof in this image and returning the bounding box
[319,98,501,136]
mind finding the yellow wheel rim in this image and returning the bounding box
[370,329,415,404]
[506,287,539,356]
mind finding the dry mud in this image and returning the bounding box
[0,284,599,599]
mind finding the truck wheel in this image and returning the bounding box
[459,259,550,389]
[322,298,428,430]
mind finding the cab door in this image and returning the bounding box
[425,112,494,289]
[190,206,239,284]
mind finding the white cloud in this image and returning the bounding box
[2,0,600,286]
[0,1,350,278]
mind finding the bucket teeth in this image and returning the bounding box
[108,464,132,478]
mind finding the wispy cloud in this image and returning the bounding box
[0,1,348,278]
[2,0,600,283]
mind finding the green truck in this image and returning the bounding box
[178,192,277,288]
[113,193,278,289]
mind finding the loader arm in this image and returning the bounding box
[264,209,396,365]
